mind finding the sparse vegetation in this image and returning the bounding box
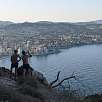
[0,67,102,102]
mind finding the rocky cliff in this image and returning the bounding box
[0,67,101,102]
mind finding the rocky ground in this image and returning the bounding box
[0,67,102,102]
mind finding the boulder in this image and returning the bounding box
[0,67,10,77]
[32,70,49,86]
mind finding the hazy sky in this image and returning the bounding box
[0,0,102,22]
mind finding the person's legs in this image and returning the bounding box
[23,64,31,77]
[10,64,14,78]
[28,68,31,77]
[23,64,27,78]
[22,68,26,78]
[15,63,18,80]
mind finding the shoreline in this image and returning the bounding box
[32,42,102,56]
[0,43,102,58]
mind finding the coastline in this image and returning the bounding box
[0,43,102,57]
[33,42,102,56]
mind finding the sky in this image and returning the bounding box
[0,0,102,23]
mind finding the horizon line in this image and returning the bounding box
[0,19,102,23]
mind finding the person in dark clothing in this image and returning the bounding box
[22,50,33,77]
[10,50,21,79]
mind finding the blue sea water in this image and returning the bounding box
[1,44,102,94]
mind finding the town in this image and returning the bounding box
[0,33,102,56]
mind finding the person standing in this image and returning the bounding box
[22,50,33,78]
[10,50,21,79]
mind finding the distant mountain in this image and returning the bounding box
[0,21,14,28]
[35,21,54,24]
[0,20,102,39]
[2,21,89,36]
[75,20,102,25]
[74,20,102,30]
[91,20,102,24]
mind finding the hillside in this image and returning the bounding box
[0,20,102,39]
[0,21,14,28]
[0,67,82,102]
[1,66,102,102]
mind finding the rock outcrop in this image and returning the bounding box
[0,67,84,102]
[0,67,52,102]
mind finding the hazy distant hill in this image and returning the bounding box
[0,21,90,36]
[75,20,102,25]
[75,20,102,31]
[0,21,14,28]
[91,20,102,24]
[0,20,102,38]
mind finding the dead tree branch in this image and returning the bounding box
[51,75,75,88]
[50,71,76,88]
[50,71,61,86]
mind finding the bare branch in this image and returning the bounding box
[50,71,61,86]
[52,75,75,88]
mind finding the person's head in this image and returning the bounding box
[22,50,26,55]
[14,50,18,54]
